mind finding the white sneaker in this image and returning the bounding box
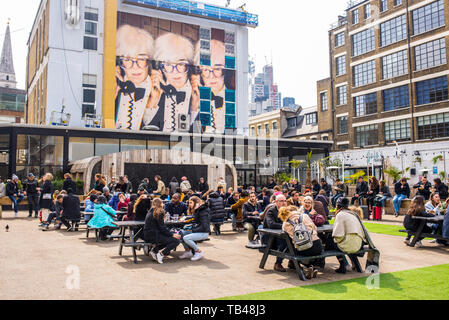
[179,251,194,260]
[150,251,157,261]
[156,252,164,264]
[416,241,424,248]
[191,251,203,261]
[404,239,411,246]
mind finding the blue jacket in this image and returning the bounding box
[108,194,120,210]
[85,200,95,213]
[87,204,117,229]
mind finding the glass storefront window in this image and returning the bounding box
[95,138,119,157]
[0,134,9,165]
[69,137,94,162]
[41,136,64,166]
[120,139,146,152]
[17,135,40,166]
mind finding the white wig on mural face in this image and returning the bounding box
[153,33,195,64]
[116,24,154,57]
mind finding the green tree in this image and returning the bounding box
[287,150,313,185]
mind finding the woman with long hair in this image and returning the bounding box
[278,206,323,279]
[425,192,442,215]
[366,177,380,212]
[403,196,435,247]
[144,198,181,264]
[93,174,106,193]
[39,173,54,220]
[178,196,210,261]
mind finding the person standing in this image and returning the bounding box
[207,190,226,235]
[24,173,40,218]
[179,196,210,261]
[6,175,24,218]
[393,178,410,218]
[180,176,192,194]
[39,173,54,220]
[217,177,227,192]
[413,176,432,201]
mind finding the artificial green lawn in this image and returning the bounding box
[218,264,449,300]
[329,219,412,238]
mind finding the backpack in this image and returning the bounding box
[287,215,313,251]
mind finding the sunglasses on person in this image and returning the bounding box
[120,57,150,69]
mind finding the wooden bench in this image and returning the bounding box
[0,196,28,218]
[399,215,447,247]
[258,227,377,281]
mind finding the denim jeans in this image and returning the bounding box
[393,194,406,213]
[27,193,40,216]
[379,196,390,207]
[442,212,449,239]
[9,195,24,213]
[181,230,209,252]
[331,194,344,207]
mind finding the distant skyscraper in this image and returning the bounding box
[250,63,283,116]
[283,97,296,109]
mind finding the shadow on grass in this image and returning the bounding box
[300,272,404,296]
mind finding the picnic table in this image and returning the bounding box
[258,225,373,281]
[115,219,192,264]
[401,215,447,247]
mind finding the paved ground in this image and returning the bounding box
[0,211,448,300]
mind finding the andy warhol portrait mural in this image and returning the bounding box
[115,12,237,134]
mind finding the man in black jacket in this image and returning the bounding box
[208,191,226,235]
[267,178,276,190]
[61,189,81,231]
[63,173,77,193]
[243,192,262,248]
[351,177,369,205]
[320,178,332,198]
[413,176,432,200]
[6,175,24,218]
[23,173,40,218]
[262,194,288,273]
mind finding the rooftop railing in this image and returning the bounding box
[124,0,259,27]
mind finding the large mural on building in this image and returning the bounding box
[115,12,237,134]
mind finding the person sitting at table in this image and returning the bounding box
[231,190,250,231]
[207,190,227,235]
[315,190,330,221]
[144,198,182,264]
[262,194,289,272]
[116,193,130,220]
[153,175,166,196]
[443,201,449,241]
[160,187,171,201]
[328,197,372,274]
[60,188,81,232]
[42,194,65,230]
[243,192,263,248]
[134,193,152,222]
[403,196,436,248]
[103,187,113,203]
[123,194,138,221]
[83,194,98,223]
[88,195,118,241]
[88,174,106,196]
[425,192,442,215]
[164,193,188,217]
[300,196,327,227]
[287,191,301,207]
[179,196,210,261]
[278,206,323,279]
